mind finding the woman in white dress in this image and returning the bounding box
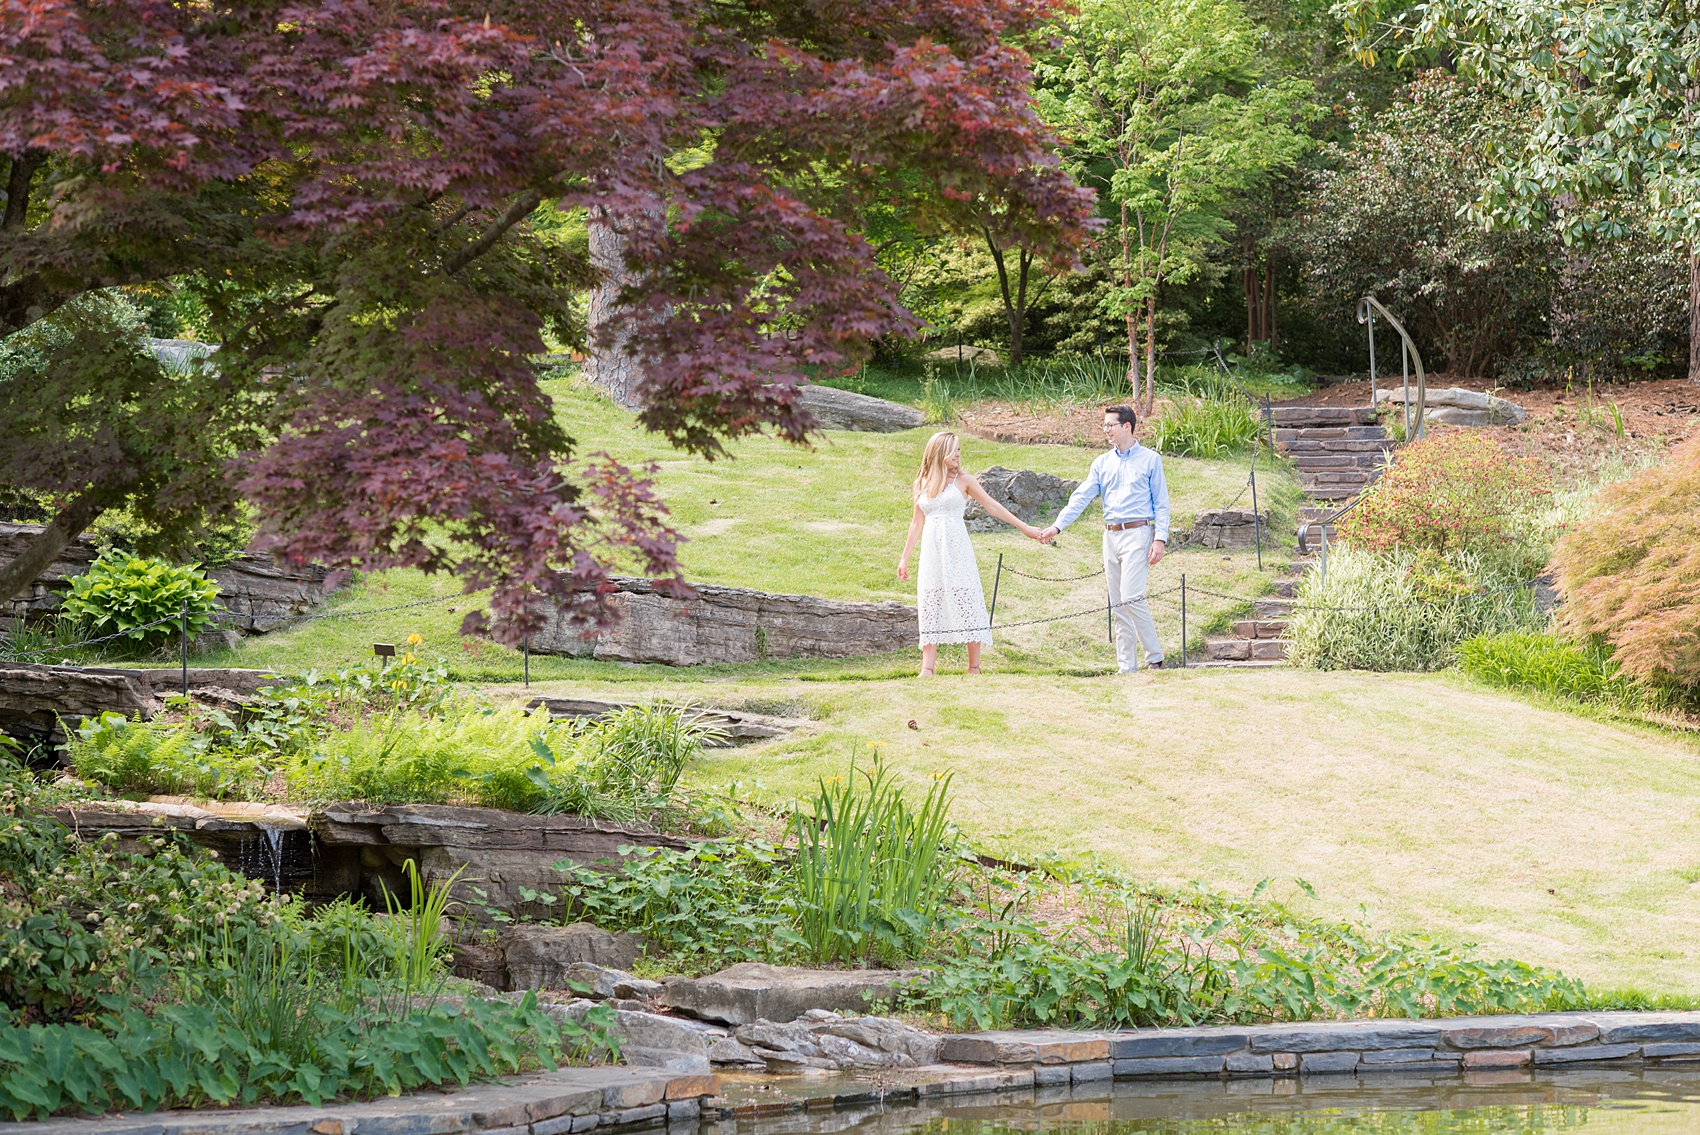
[897,432,1045,676]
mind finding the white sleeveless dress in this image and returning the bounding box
[916,479,993,646]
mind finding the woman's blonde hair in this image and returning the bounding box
[913,431,960,502]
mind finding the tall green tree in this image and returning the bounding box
[1343,0,1700,381]
[1036,0,1315,409]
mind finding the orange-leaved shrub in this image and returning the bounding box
[1339,431,1552,574]
[1551,436,1700,686]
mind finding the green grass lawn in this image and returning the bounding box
[204,374,1304,678]
[136,376,1700,1001]
[497,665,1700,999]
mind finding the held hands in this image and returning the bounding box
[1037,525,1058,545]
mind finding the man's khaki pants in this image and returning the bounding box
[1104,526,1164,673]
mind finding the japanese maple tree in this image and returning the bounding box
[0,0,1091,641]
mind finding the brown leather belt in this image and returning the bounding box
[1105,520,1151,531]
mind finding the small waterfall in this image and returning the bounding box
[262,826,285,896]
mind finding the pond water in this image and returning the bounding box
[716,1070,1700,1135]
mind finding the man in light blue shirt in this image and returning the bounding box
[1039,405,1170,673]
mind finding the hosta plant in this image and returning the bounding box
[59,555,220,655]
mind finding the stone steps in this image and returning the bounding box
[1291,455,1379,471]
[1202,637,1289,662]
[1271,405,1378,427]
[1274,425,1388,443]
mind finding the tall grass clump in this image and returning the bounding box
[1286,545,1545,671]
[928,354,1128,406]
[1457,633,1634,705]
[789,761,958,965]
[530,703,722,823]
[1147,393,1259,458]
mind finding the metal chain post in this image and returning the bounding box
[1251,469,1262,572]
[523,637,530,687]
[989,553,1003,626]
[1180,574,1187,668]
[179,601,189,695]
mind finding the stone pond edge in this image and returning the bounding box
[7,1011,1700,1134]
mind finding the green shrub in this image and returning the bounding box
[1340,431,1553,577]
[1457,633,1633,705]
[1286,545,1547,671]
[789,761,958,966]
[59,554,220,656]
[1147,393,1259,458]
[555,840,801,966]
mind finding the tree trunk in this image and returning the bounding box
[1143,298,1159,417]
[1125,310,1141,405]
[1689,245,1700,384]
[1244,264,1258,347]
[1264,255,1278,351]
[1118,200,1140,404]
[0,493,103,608]
[985,232,1033,367]
[583,209,649,410]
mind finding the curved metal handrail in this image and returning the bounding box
[1355,296,1426,441]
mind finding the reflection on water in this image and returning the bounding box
[720,1070,1700,1135]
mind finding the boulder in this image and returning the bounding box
[1376,386,1526,425]
[657,962,925,1025]
[1178,509,1271,550]
[524,695,805,746]
[498,923,649,989]
[727,1012,939,1071]
[526,577,914,666]
[561,961,633,999]
[546,1003,719,1073]
[962,466,1080,533]
[795,384,926,432]
[616,977,665,1000]
[706,1036,765,1066]
[924,345,1002,367]
[815,1014,942,1066]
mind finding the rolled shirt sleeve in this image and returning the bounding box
[1052,456,1104,531]
[1148,451,1171,543]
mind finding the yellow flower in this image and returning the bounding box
[406,633,424,647]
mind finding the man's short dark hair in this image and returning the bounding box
[1104,405,1138,428]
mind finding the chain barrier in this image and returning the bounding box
[999,564,1106,583]
[1,614,185,660]
[1180,576,1542,617]
[1,592,475,664]
[205,592,474,629]
[975,585,1182,635]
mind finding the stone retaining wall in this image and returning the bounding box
[0,663,282,747]
[0,1066,719,1135]
[0,523,337,633]
[934,1011,1700,1080]
[527,578,914,666]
